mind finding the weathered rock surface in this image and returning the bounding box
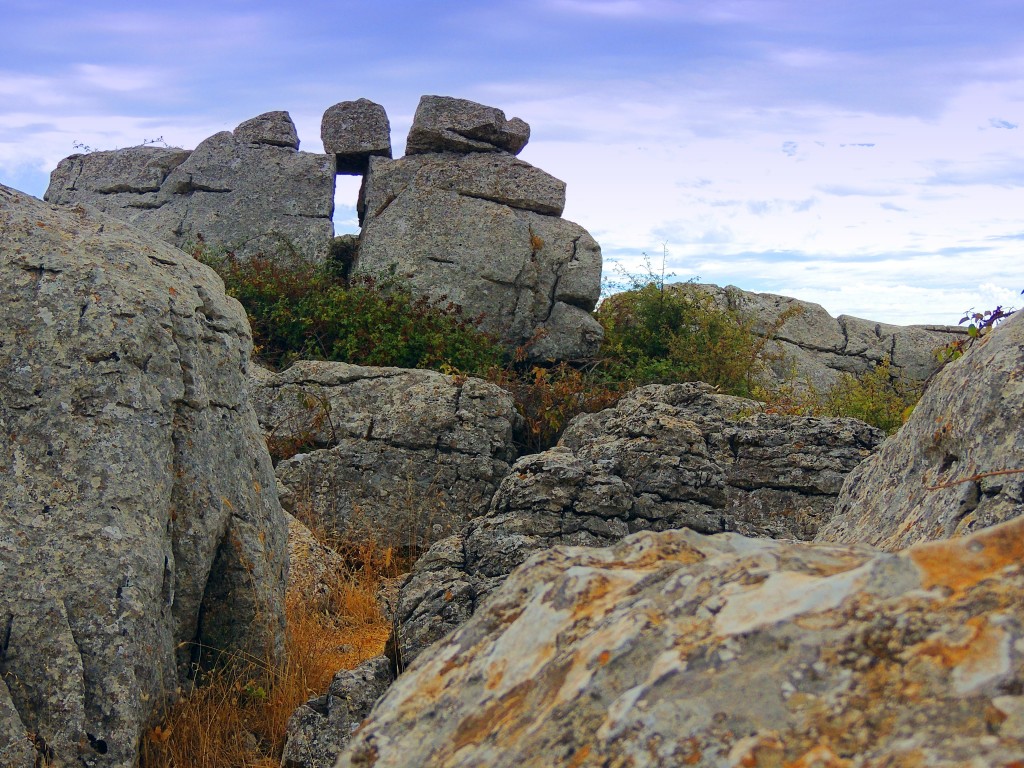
[388,383,883,667]
[321,98,392,174]
[285,511,348,607]
[0,184,287,766]
[45,111,335,262]
[694,283,964,391]
[339,516,1024,768]
[405,95,530,155]
[282,655,393,768]
[356,153,602,360]
[819,309,1024,550]
[249,361,519,552]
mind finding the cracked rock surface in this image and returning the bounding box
[693,283,964,391]
[355,100,603,362]
[45,111,335,262]
[818,307,1024,550]
[249,360,520,552]
[387,383,883,668]
[0,184,287,767]
[339,514,1024,768]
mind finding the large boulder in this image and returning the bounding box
[45,111,336,262]
[387,383,883,667]
[321,98,392,175]
[249,361,519,553]
[694,284,964,392]
[0,184,287,766]
[355,151,603,360]
[405,95,530,155]
[338,515,1024,768]
[818,309,1024,550]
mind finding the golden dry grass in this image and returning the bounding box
[140,537,397,768]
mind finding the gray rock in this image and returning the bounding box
[387,383,883,667]
[45,111,335,262]
[818,308,1024,550]
[694,283,964,391]
[356,155,602,360]
[338,516,1024,768]
[234,110,300,148]
[250,361,519,553]
[322,99,392,175]
[405,95,530,155]
[282,655,393,768]
[0,184,287,767]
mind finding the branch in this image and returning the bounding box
[927,467,1024,491]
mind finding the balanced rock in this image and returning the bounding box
[45,110,335,261]
[321,98,392,174]
[690,283,964,392]
[819,308,1024,550]
[405,95,530,155]
[0,184,287,766]
[340,516,1024,767]
[387,382,883,667]
[249,361,519,552]
[356,151,603,360]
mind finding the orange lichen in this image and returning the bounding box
[909,517,1024,595]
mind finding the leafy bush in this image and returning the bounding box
[595,280,777,397]
[193,242,505,373]
[819,358,921,435]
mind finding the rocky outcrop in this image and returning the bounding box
[695,283,964,391]
[249,361,519,552]
[321,99,392,175]
[818,309,1024,550]
[356,98,604,360]
[0,184,287,766]
[387,383,883,667]
[339,516,1024,768]
[405,95,530,155]
[44,111,336,262]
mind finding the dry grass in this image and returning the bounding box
[140,537,397,768]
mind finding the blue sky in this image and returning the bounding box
[2,0,1023,325]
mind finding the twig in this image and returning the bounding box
[927,467,1024,491]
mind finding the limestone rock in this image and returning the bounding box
[250,360,519,552]
[285,512,348,607]
[356,155,602,360]
[0,183,287,766]
[818,308,1024,550]
[387,383,883,667]
[339,516,1024,768]
[234,110,300,148]
[45,111,335,262]
[282,655,393,768]
[321,98,392,174]
[693,284,964,391]
[405,95,530,155]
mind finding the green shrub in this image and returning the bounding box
[192,244,504,373]
[820,358,920,435]
[595,280,775,397]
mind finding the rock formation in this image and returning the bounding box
[45,111,336,262]
[355,96,605,361]
[0,184,287,766]
[691,283,963,391]
[337,516,1024,768]
[387,382,883,668]
[818,308,1024,550]
[249,360,520,552]
[321,98,392,174]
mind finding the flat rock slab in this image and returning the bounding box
[339,515,1024,767]
[0,184,287,767]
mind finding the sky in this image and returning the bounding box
[2,0,1023,326]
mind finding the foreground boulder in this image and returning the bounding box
[356,97,604,361]
[0,184,288,766]
[45,110,336,261]
[819,308,1024,550]
[388,383,883,667]
[339,515,1024,767]
[250,361,519,552]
